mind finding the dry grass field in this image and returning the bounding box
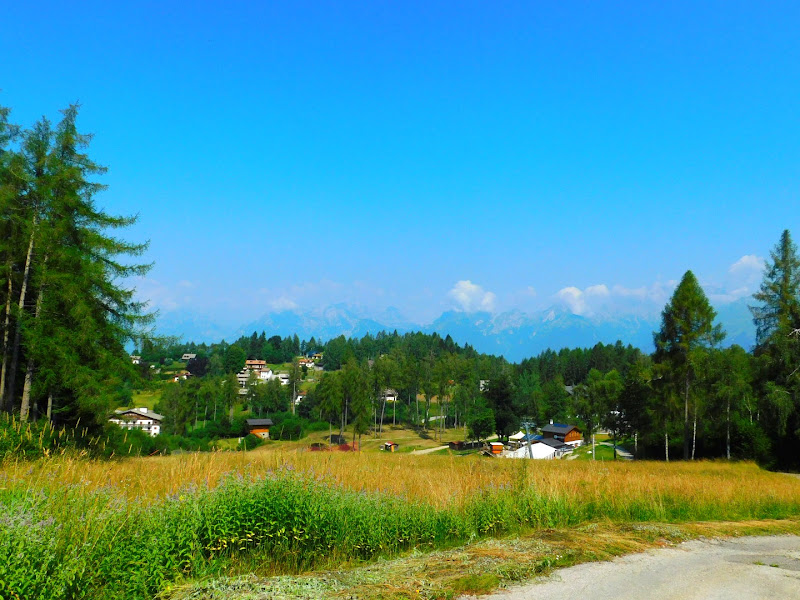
[3,449,800,599]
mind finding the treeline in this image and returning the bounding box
[0,104,149,428]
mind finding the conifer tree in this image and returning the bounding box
[750,230,800,465]
[0,104,152,425]
[654,270,725,459]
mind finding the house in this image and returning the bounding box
[382,389,399,403]
[110,408,163,436]
[382,441,399,452]
[311,352,323,361]
[172,371,192,382]
[130,355,141,365]
[539,437,572,457]
[246,418,274,439]
[479,379,489,392]
[245,359,267,370]
[541,423,583,447]
[276,372,290,386]
[294,394,305,405]
[181,353,197,361]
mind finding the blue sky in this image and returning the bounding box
[3,1,799,324]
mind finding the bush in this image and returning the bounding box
[238,433,264,451]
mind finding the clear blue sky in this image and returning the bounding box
[3,1,799,323]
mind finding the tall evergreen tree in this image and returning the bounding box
[750,230,800,466]
[0,104,152,425]
[654,270,725,459]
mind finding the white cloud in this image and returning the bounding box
[729,255,765,276]
[270,296,299,311]
[448,280,497,312]
[555,281,676,316]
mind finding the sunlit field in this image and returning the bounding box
[2,450,800,599]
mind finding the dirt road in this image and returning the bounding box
[474,535,800,600]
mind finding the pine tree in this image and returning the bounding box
[654,270,725,460]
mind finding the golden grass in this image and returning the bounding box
[5,450,800,515]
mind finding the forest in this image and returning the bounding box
[2,104,800,468]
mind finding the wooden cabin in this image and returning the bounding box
[246,418,274,439]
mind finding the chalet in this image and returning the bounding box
[246,418,274,439]
[130,355,141,365]
[172,371,192,382]
[110,408,163,436]
[541,423,583,447]
[181,353,197,361]
[382,441,399,452]
[245,359,267,370]
[311,352,323,361]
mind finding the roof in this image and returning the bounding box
[541,423,581,436]
[246,418,274,427]
[114,408,164,421]
[181,353,197,360]
[539,438,568,449]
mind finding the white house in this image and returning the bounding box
[130,355,141,365]
[110,407,163,437]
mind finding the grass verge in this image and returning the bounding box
[164,519,800,600]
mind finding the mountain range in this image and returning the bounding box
[154,298,757,362]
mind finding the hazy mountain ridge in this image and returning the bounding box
[155,299,756,362]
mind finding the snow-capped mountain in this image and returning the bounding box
[154,299,756,362]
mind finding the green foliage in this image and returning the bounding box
[238,433,264,451]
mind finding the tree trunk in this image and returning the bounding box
[691,411,697,460]
[46,392,53,422]
[379,396,386,436]
[665,429,669,462]
[0,271,13,412]
[726,397,731,460]
[20,282,45,421]
[683,372,690,460]
[6,225,36,412]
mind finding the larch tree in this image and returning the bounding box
[749,230,800,465]
[654,270,725,460]
[0,104,153,425]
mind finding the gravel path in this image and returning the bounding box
[472,535,800,600]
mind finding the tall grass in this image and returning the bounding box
[2,452,800,599]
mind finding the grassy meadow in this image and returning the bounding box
[2,448,800,599]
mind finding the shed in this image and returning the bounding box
[246,418,274,439]
[488,442,505,455]
[382,441,399,452]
